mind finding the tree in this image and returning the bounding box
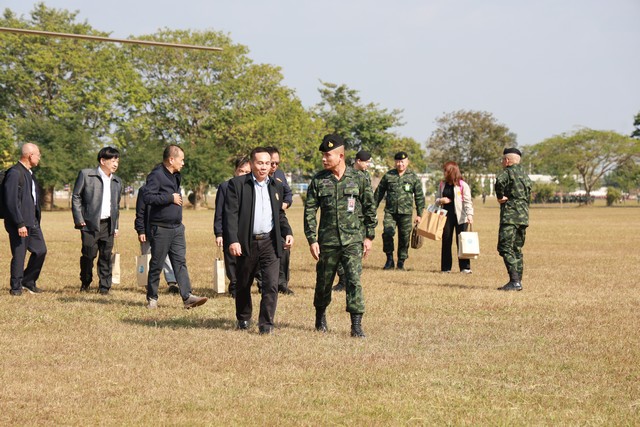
[313,81,405,159]
[632,112,640,139]
[605,158,640,194]
[426,110,517,176]
[529,128,640,204]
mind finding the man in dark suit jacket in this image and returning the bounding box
[2,143,47,296]
[224,147,294,334]
[214,156,251,298]
[72,147,122,295]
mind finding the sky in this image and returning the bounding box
[2,0,639,147]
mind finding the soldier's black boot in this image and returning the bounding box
[497,272,522,291]
[396,260,405,270]
[315,308,328,332]
[332,274,346,292]
[383,253,395,270]
[350,313,366,338]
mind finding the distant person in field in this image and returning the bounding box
[2,143,47,296]
[72,147,122,295]
[135,185,178,294]
[435,161,474,273]
[214,156,251,298]
[495,148,532,291]
[143,144,208,309]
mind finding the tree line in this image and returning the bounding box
[1,4,638,208]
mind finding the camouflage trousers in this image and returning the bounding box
[314,243,365,314]
[497,223,527,279]
[382,212,413,261]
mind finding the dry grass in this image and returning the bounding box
[1,198,639,425]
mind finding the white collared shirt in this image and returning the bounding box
[29,169,36,206]
[252,174,273,235]
[98,167,112,220]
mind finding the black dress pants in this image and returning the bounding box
[5,222,47,291]
[440,216,471,272]
[80,220,114,291]
[235,234,280,328]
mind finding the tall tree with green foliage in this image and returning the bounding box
[0,4,143,205]
[529,128,640,203]
[632,112,640,139]
[426,110,517,177]
[313,81,405,159]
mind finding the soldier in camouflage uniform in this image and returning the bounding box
[304,136,377,338]
[334,150,373,292]
[495,148,532,291]
[374,151,425,270]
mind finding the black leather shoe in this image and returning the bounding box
[383,259,395,270]
[10,289,22,296]
[259,325,274,335]
[279,287,294,295]
[332,281,346,292]
[80,285,90,292]
[236,320,250,330]
[396,260,405,270]
[497,282,522,291]
[350,313,366,338]
[315,309,328,332]
[98,288,110,295]
[23,283,43,294]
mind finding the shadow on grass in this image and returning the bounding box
[121,316,234,330]
[57,296,142,307]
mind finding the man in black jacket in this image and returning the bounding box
[224,147,294,334]
[214,156,251,298]
[2,143,47,296]
[143,145,207,310]
[72,147,122,295]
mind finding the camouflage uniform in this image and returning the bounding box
[304,167,377,313]
[374,169,425,261]
[495,163,532,282]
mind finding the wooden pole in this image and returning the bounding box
[0,26,223,52]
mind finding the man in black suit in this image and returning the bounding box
[224,147,294,334]
[2,143,47,296]
[72,147,122,295]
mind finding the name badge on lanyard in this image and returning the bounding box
[347,196,356,213]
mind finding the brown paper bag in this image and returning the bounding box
[135,253,151,287]
[111,252,121,285]
[417,206,447,240]
[213,248,225,294]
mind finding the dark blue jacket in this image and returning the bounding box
[134,185,150,235]
[272,169,293,206]
[2,162,41,228]
[213,179,230,238]
[143,164,182,227]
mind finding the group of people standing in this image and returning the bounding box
[2,136,531,336]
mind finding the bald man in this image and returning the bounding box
[2,143,47,296]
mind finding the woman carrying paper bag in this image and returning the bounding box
[435,161,474,273]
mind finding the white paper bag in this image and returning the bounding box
[213,250,225,294]
[135,253,151,287]
[111,252,121,284]
[458,225,480,260]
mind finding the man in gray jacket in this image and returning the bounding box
[72,147,122,295]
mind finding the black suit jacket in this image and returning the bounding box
[2,162,41,228]
[224,174,292,258]
[71,167,122,233]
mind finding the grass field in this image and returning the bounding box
[0,199,639,425]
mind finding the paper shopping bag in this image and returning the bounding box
[135,253,151,287]
[213,249,225,294]
[111,252,121,285]
[417,205,447,240]
[458,225,480,259]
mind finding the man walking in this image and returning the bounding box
[143,145,208,309]
[374,151,425,270]
[214,156,251,298]
[224,147,293,334]
[72,147,122,295]
[2,143,47,295]
[495,148,532,291]
[304,135,377,338]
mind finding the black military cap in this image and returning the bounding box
[355,150,371,161]
[394,151,409,160]
[319,134,345,152]
[503,147,522,157]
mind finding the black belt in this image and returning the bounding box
[100,218,110,223]
[253,232,272,240]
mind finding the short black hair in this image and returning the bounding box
[250,147,270,161]
[163,144,183,161]
[264,146,279,155]
[235,156,250,170]
[97,146,120,163]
